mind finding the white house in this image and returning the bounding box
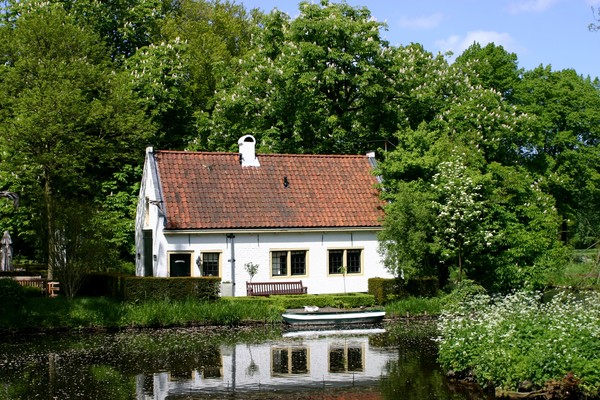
[134,135,392,296]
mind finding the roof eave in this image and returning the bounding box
[163,226,383,235]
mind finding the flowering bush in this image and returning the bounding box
[437,290,600,397]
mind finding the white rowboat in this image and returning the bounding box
[281,308,385,325]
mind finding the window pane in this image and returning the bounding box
[272,251,287,276]
[202,253,220,276]
[290,251,306,275]
[329,347,345,373]
[347,250,362,274]
[347,346,363,371]
[290,348,308,374]
[272,348,289,374]
[329,250,343,274]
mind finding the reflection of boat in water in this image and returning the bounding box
[282,327,386,338]
[281,307,386,325]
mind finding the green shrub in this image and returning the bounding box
[0,279,25,314]
[385,296,443,317]
[368,278,396,304]
[80,273,221,302]
[21,285,44,297]
[438,290,600,397]
[122,277,220,302]
[369,276,440,304]
[271,293,376,309]
[441,279,487,307]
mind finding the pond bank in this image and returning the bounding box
[0,294,443,335]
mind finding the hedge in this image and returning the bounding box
[80,273,221,302]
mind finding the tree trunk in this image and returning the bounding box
[458,252,463,283]
[45,171,54,281]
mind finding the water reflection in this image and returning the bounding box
[136,328,395,399]
[0,324,493,399]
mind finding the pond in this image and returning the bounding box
[0,322,493,399]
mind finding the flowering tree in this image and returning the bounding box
[432,155,491,283]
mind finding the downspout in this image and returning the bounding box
[227,234,236,296]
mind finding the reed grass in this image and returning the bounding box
[385,296,444,317]
[0,296,287,331]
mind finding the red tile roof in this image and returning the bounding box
[154,151,384,230]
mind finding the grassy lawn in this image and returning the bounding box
[547,249,600,288]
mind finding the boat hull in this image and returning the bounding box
[281,309,385,325]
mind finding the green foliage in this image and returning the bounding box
[514,67,600,247]
[546,249,600,289]
[95,165,143,269]
[268,292,376,309]
[377,181,436,280]
[438,290,600,397]
[377,72,567,290]
[162,0,255,115]
[50,200,124,299]
[0,279,24,314]
[198,0,397,154]
[369,277,439,304]
[0,296,123,330]
[80,273,221,302]
[454,42,521,100]
[440,279,487,307]
[432,154,490,282]
[123,37,193,149]
[385,296,443,317]
[368,277,396,304]
[397,276,440,298]
[0,0,154,272]
[122,276,221,302]
[59,0,172,60]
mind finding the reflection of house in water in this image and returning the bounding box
[136,333,397,399]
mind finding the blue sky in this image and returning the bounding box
[239,0,600,79]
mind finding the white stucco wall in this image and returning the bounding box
[135,148,167,277]
[150,229,392,296]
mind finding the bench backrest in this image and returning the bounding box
[247,281,307,296]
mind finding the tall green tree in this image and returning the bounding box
[163,0,256,112]
[0,3,154,276]
[377,60,565,290]
[124,38,192,150]
[454,42,522,101]
[514,67,600,246]
[198,0,397,154]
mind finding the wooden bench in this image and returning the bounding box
[12,276,60,297]
[246,281,307,296]
[13,276,47,294]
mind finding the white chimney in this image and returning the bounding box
[238,135,260,167]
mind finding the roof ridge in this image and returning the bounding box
[155,150,368,158]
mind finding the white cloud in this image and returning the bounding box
[507,0,559,13]
[586,0,600,6]
[435,30,521,58]
[398,13,443,29]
